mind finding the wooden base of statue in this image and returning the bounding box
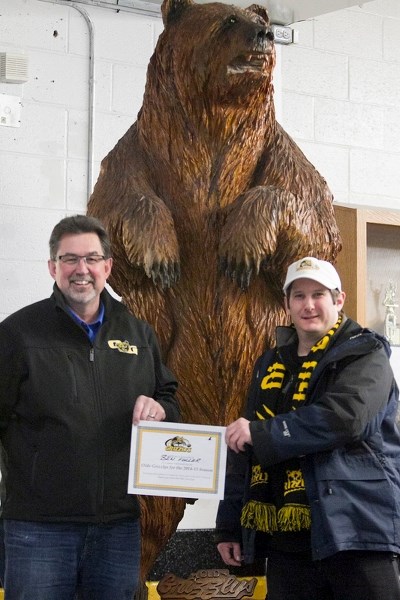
[157,569,257,599]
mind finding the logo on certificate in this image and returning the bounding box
[165,436,192,453]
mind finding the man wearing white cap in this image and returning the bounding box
[216,257,400,599]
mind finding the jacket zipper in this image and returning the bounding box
[88,344,106,519]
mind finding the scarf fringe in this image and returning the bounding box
[278,504,311,532]
[241,500,277,533]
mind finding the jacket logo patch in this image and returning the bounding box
[108,340,138,355]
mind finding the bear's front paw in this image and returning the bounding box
[123,231,181,290]
[113,193,181,289]
[218,186,281,289]
[219,255,259,291]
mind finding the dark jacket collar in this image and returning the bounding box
[51,283,125,320]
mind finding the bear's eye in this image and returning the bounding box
[226,15,238,25]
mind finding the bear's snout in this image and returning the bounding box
[254,26,274,51]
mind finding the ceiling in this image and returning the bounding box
[264,1,363,24]
[117,0,365,22]
[200,0,363,23]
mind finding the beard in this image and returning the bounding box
[65,278,98,307]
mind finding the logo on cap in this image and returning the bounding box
[296,258,319,272]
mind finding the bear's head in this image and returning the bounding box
[148,0,275,108]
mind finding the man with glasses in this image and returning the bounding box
[0,214,180,599]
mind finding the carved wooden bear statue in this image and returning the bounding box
[87,0,341,582]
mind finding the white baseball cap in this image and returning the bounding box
[283,257,342,294]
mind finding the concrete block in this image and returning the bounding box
[0,0,68,52]
[0,102,66,157]
[281,92,314,140]
[22,50,88,110]
[383,18,400,62]
[0,260,53,315]
[295,141,349,195]
[351,149,400,197]
[0,206,65,261]
[0,153,65,209]
[281,46,348,99]
[315,97,383,149]
[350,56,400,107]
[112,63,147,116]
[314,10,382,60]
[66,158,89,212]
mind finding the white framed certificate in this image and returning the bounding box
[128,421,227,499]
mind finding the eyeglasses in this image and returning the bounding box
[57,254,106,266]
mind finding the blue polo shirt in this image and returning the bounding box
[68,302,105,343]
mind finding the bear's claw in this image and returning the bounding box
[219,256,255,290]
[150,261,181,289]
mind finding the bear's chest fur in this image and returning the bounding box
[87,1,341,578]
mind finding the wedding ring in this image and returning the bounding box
[148,413,156,418]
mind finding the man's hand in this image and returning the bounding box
[217,541,243,566]
[132,394,166,425]
[225,418,252,453]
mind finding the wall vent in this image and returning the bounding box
[0,53,29,84]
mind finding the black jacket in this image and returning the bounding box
[0,285,180,522]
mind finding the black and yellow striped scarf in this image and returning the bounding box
[241,316,342,535]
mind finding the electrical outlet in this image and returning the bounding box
[0,94,21,128]
[272,24,293,45]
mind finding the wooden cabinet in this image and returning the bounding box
[333,203,400,333]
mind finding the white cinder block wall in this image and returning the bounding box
[1,0,400,528]
[1,0,400,321]
[0,0,164,319]
[281,1,400,207]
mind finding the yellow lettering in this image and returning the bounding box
[302,361,317,369]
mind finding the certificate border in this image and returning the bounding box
[128,421,227,499]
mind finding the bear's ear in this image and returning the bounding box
[246,4,270,24]
[161,0,193,25]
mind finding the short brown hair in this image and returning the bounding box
[49,215,111,261]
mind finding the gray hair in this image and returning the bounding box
[49,214,112,261]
